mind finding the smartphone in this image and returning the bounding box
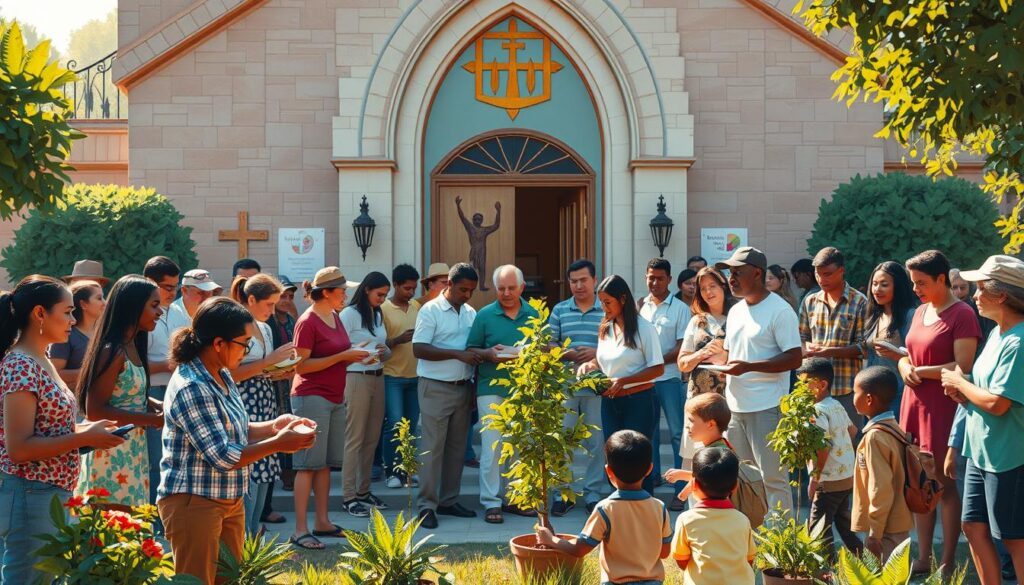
[875,340,909,356]
[79,424,136,455]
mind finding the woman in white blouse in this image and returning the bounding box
[578,275,664,494]
[338,272,393,518]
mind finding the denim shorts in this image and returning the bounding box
[962,458,1024,540]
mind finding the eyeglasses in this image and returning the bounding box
[225,338,252,356]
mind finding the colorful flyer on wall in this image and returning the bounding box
[278,228,325,282]
[700,228,748,266]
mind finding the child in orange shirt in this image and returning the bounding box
[536,430,672,585]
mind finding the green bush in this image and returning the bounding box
[1,183,197,282]
[807,173,1003,287]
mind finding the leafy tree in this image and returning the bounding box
[793,0,1024,252]
[0,183,198,282]
[65,9,116,70]
[807,173,1003,288]
[0,21,83,218]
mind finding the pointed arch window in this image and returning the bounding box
[438,133,587,175]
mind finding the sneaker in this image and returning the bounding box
[343,499,372,518]
[359,492,389,510]
[386,475,403,489]
[551,500,574,517]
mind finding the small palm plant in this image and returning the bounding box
[766,376,829,520]
[392,417,423,516]
[340,509,454,585]
[819,538,969,585]
[755,504,830,581]
[216,534,296,585]
[482,299,602,532]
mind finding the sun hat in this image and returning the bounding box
[181,269,222,292]
[311,266,359,291]
[959,255,1024,289]
[63,260,110,287]
[423,263,451,281]
[714,246,768,271]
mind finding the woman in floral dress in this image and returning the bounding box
[675,267,736,468]
[77,275,165,509]
[230,274,296,535]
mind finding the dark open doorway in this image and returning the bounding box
[515,185,587,306]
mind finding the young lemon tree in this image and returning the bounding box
[481,299,603,532]
[766,377,829,521]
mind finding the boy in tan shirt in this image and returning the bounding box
[852,366,913,560]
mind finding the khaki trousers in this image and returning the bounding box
[159,493,245,585]
[417,378,473,511]
[343,372,386,500]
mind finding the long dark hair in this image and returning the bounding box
[348,272,391,334]
[77,275,156,411]
[865,261,918,338]
[0,275,69,358]
[170,298,254,364]
[596,275,640,349]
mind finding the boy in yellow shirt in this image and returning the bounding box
[670,447,756,585]
[852,366,912,561]
[536,430,672,585]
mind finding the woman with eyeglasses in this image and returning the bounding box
[157,297,315,584]
[229,274,296,536]
[288,267,370,550]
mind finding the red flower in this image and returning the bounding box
[86,488,110,497]
[116,473,128,485]
[91,537,103,547]
[141,538,163,558]
[63,496,85,509]
[101,510,142,532]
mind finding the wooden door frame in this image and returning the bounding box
[428,129,597,265]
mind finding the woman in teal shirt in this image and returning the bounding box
[940,255,1024,584]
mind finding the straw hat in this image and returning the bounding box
[63,260,109,287]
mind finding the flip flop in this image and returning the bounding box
[261,512,287,524]
[312,523,347,538]
[289,533,325,550]
[485,507,504,524]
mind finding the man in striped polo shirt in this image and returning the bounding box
[549,259,606,516]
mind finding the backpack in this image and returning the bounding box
[719,439,769,528]
[870,423,944,514]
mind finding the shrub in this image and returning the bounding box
[1,183,197,282]
[340,509,453,585]
[807,173,1003,287]
[0,21,84,219]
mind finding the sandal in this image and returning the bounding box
[289,533,325,550]
[485,507,504,524]
[312,523,347,538]
[261,512,287,524]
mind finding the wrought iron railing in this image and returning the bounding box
[64,50,125,119]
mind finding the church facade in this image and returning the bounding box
[109,0,892,299]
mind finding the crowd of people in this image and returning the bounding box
[0,244,1021,584]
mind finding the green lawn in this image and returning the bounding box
[273,541,981,584]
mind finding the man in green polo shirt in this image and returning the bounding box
[466,264,538,524]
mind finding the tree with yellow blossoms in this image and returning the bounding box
[794,0,1024,251]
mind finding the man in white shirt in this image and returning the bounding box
[638,257,691,509]
[412,263,483,529]
[716,246,802,514]
[143,263,220,504]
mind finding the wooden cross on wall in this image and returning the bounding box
[219,211,269,259]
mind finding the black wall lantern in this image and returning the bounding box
[352,195,376,261]
[649,194,674,257]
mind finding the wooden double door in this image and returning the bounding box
[435,184,591,309]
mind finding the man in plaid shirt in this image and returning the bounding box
[799,247,868,425]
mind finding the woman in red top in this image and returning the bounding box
[898,250,981,575]
[288,267,369,550]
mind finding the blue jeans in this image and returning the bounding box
[383,376,420,475]
[652,378,685,495]
[0,473,70,585]
[601,389,657,494]
[147,384,168,505]
[243,482,271,536]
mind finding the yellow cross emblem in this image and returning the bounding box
[462,19,564,120]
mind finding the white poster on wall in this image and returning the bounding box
[278,228,325,282]
[700,228,748,266]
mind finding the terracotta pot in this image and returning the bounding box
[762,568,817,585]
[509,533,584,582]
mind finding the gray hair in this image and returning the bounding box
[981,279,1024,314]
[492,264,525,289]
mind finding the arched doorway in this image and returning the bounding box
[431,129,595,308]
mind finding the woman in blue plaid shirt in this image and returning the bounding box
[156,298,316,584]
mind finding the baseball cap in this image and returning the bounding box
[277,275,298,292]
[959,255,1024,289]
[181,269,221,291]
[311,266,359,291]
[714,246,768,271]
